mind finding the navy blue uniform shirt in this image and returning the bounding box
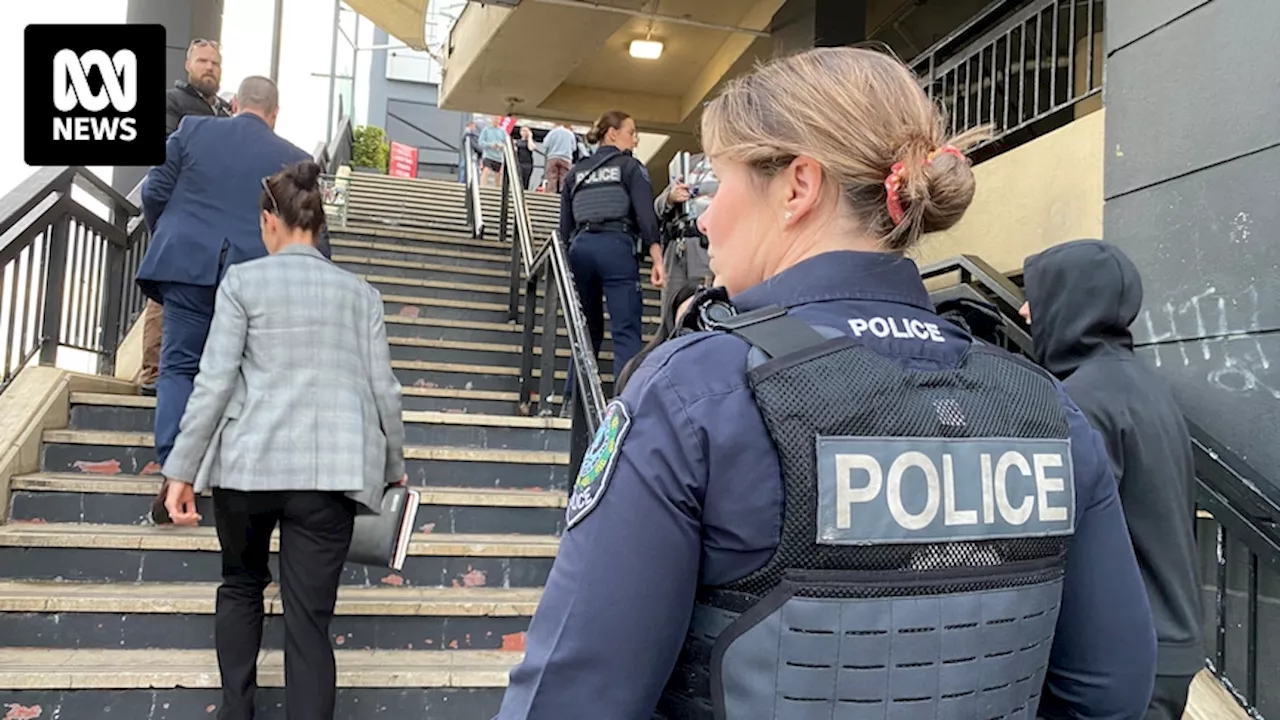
[497,250,1157,720]
[557,146,661,250]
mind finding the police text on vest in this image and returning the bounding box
[577,166,622,186]
[848,317,946,343]
[815,436,1075,545]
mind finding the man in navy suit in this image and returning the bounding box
[137,75,327,524]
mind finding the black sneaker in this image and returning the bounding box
[139,382,156,397]
[147,478,173,525]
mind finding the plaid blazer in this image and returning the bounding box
[163,244,406,511]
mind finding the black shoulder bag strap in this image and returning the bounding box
[708,306,829,360]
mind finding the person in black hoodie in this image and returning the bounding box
[1021,239,1203,720]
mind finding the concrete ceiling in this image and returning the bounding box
[346,0,432,50]
[438,0,784,134]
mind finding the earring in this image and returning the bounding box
[783,211,794,221]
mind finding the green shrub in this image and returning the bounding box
[352,125,389,172]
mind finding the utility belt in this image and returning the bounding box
[573,220,642,256]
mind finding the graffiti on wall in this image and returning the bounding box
[1137,282,1279,399]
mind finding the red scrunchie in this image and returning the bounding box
[884,145,967,226]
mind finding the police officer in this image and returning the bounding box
[559,111,664,403]
[655,158,713,317]
[498,47,1157,720]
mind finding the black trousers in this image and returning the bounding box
[1146,673,1195,720]
[213,489,355,720]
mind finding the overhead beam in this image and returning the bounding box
[538,85,684,127]
[528,0,771,37]
[679,0,786,121]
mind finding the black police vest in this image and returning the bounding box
[571,153,633,234]
[655,306,1076,720]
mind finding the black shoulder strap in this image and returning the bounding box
[708,305,829,360]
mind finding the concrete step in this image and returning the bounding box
[347,195,558,229]
[361,273,663,309]
[392,360,611,399]
[0,581,540,652]
[383,313,653,355]
[0,647,513,718]
[387,336,617,376]
[40,429,571,491]
[9,473,566,535]
[380,292,660,329]
[347,188,559,223]
[333,226,513,254]
[337,254,662,298]
[333,253,509,283]
[65,395,570,451]
[0,523,559,586]
[332,238,513,272]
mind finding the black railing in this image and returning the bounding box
[496,131,606,475]
[463,134,485,239]
[910,0,1104,148]
[313,114,354,175]
[0,166,149,391]
[923,254,1276,718]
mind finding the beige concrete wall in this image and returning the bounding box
[912,109,1106,276]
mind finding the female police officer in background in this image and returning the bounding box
[498,47,1157,720]
[558,111,664,406]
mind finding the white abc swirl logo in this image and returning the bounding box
[53,49,137,113]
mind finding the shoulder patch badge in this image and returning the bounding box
[566,398,634,530]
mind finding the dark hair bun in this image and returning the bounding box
[290,161,322,191]
[261,161,326,236]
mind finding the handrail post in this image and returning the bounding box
[568,394,589,496]
[38,216,71,366]
[97,205,130,375]
[502,167,520,323]
[537,272,559,416]
[517,275,538,414]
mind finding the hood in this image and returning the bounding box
[1022,239,1143,378]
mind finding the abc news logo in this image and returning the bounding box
[25,24,165,167]
[53,49,139,142]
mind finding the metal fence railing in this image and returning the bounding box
[0,167,150,390]
[496,131,605,478]
[910,0,1104,147]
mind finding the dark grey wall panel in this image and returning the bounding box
[385,82,468,181]
[1104,0,1280,199]
[1106,0,1210,52]
[1137,340,1280,475]
[1106,0,1280,488]
[1112,143,1280,473]
[1108,144,1280,344]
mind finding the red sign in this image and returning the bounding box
[388,141,418,178]
[499,116,518,133]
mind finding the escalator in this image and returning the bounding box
[923,254,1278,719]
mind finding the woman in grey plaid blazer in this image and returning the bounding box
[160,160,406,720]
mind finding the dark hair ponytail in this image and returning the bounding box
[586,110,631,145]
[261,160,326,235]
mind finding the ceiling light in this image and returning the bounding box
[629,39,664,60]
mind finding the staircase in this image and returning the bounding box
[0,175,659,718]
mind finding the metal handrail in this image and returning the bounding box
[488,127,607,469]
[908,0,1105,150]
[0,166,151,390]
[463,135,485,239]
[501,131,535,279]
[926,254,1276,718]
